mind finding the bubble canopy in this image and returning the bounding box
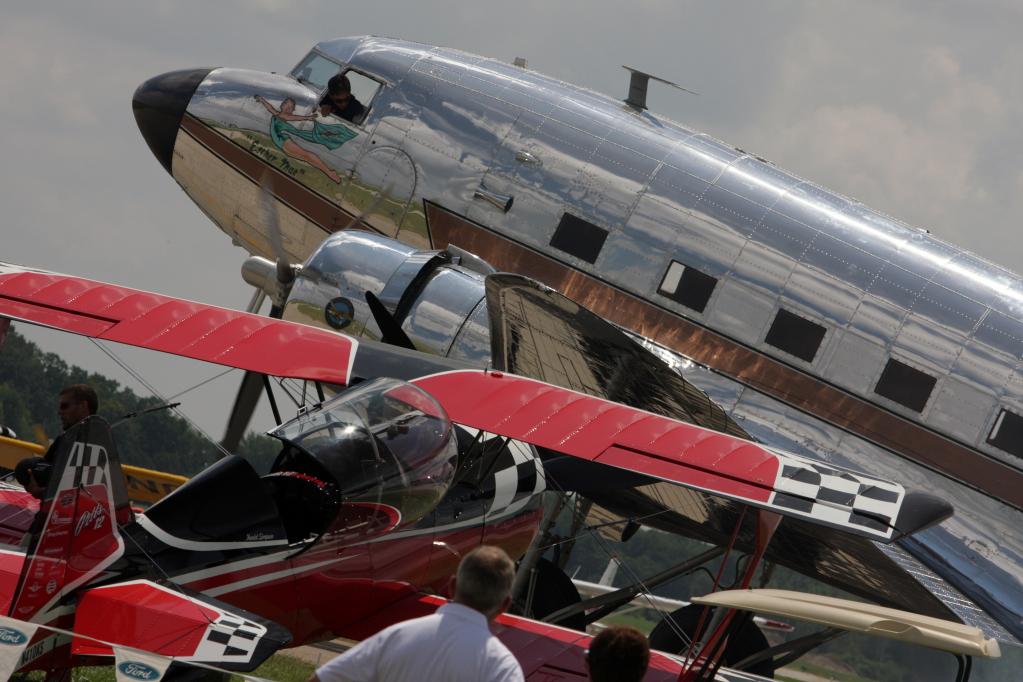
[269,378,457,530]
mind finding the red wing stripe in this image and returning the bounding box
[0,292,119,325]
[101,291,168,321]
[599,445,772,502]
[0,299,115,337]
[0,265,357,385]
[554,402,647,448]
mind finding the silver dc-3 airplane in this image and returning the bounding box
[131,36,1023,646]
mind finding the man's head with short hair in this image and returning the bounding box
[586,626,650,682]
[326,73,352,96]
[452,545,515,619]
[320,73,355,116]
[58,384,97,430]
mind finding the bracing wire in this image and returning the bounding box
[164,366,237,401]
[536,472,695,648]
[586,521,696,650]
[88,339,233,460]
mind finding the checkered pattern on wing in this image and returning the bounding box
[770,458,903,538]
[192,615,267,662]
[70,445,108,488]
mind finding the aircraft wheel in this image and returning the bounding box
[517,557,586,631]
[648,604,774,679]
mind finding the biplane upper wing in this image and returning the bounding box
[0,262,947,544]
[412,370,949,543]
[0,263,354,385]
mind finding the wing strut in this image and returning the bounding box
[686,510,782,680]
[264,375,282,425]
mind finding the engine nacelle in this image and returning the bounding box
[282,230,492,364]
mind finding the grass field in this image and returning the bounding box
[11,653,316,682]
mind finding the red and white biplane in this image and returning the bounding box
[0,262,995,681]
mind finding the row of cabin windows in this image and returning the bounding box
[549,212,1023,461]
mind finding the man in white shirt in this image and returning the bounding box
[310,545,525,682]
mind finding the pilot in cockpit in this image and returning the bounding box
[318,73,365,123]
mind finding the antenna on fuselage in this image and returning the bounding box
[622,66,698,110]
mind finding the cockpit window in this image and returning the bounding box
[317,70,382,126]
[342,71,381,112]
[269,378,457,528]
[291,51,342,90]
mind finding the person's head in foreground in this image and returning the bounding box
[452,545,516,620]
[58,383,97,431]
[586,625,650,682]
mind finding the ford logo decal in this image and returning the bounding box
[0,627,27,645]
[117,662,161,680]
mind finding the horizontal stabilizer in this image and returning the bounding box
[0,263,355,385]
[73,579,290,670]
[413,370,950,542]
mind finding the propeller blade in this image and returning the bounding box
[260,172,289,269]
[220,370,265,454]
[365,291,417,350]
[341,183,394,232]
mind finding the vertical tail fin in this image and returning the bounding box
[597,556,620,587]
[9,416,131,623]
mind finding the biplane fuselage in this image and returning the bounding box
[0,261,965,679]
[133,36,1023,640]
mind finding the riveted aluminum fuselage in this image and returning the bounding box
[161,36,1023,641]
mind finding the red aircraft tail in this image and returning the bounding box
[8,416,131,623]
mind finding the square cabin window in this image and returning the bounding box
[658,261,717,313]
[550,214,608,264]
[987,408,1023,460]
[874,358,936,413]
[765,309,827,363]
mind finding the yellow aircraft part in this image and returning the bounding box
[0,435,44,464]
[122,465,188,505]
[0,434,186,506]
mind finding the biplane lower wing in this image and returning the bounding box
[0,264,354,385]
[412,370,950,543]
[72,579,291,670]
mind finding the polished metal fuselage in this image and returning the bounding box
[167,36,1023,640]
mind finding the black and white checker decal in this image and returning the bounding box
[192,614,267,662]
[68,442,109,487]
[462,427,546,518]
[769,452,903,539]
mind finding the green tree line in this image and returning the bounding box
[0,327,278,475]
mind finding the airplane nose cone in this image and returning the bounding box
[132,68,215,174]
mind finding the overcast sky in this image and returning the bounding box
[3,1,1022,443]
